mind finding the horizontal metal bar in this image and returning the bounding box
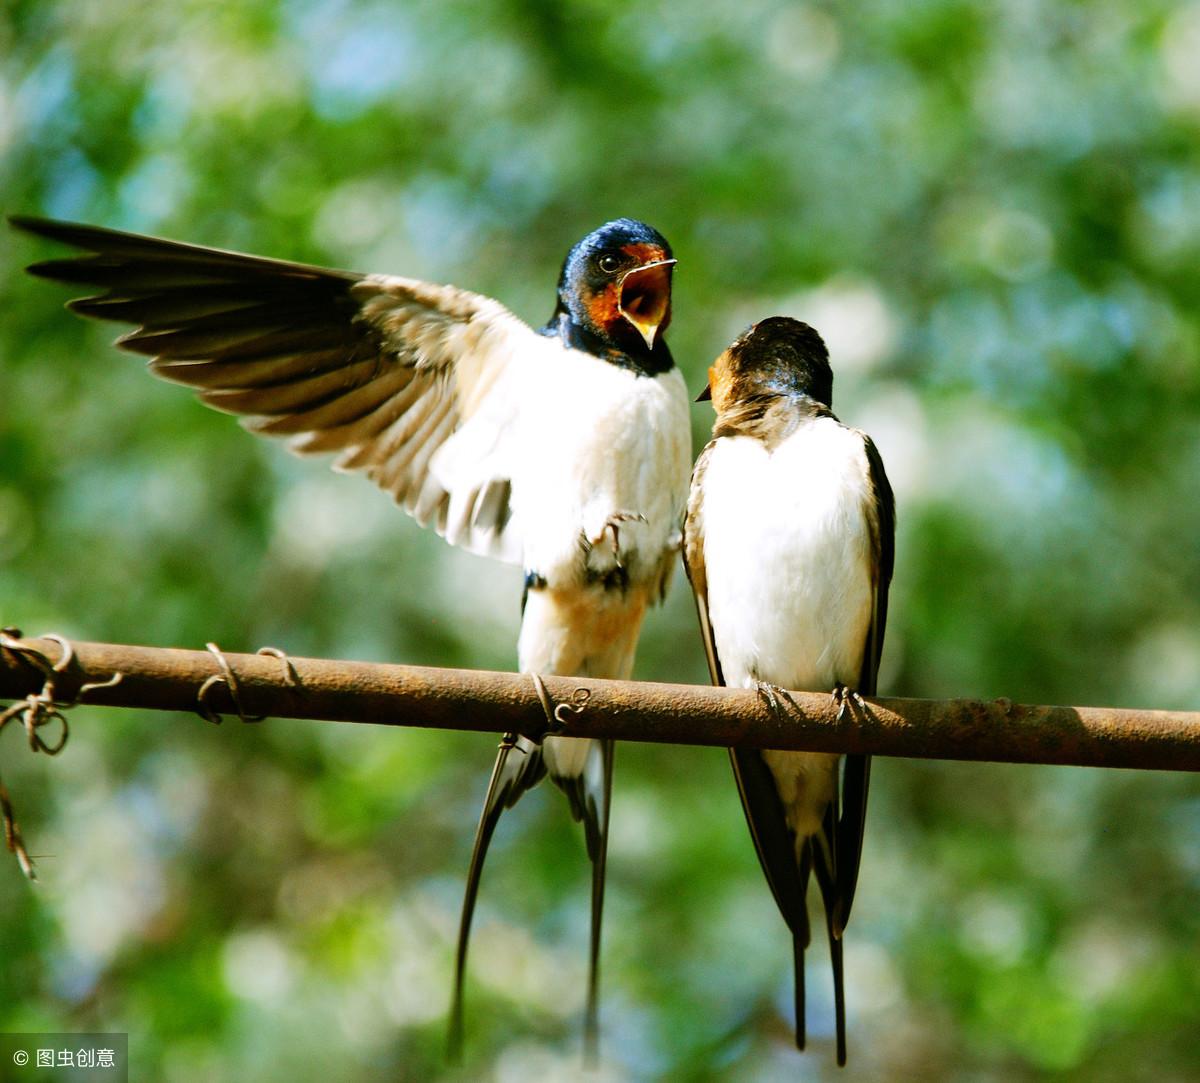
[1,635,1198,771]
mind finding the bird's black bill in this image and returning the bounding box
[695,383,712,402]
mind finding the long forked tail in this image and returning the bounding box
[586,740,614,1064]
[448,734,546,1061]
[813,818,848,1067]
[792,931,807,1051]
[543,735,615,1065]
[727,746,814,1050]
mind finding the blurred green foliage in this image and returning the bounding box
[2,1,1200,1080]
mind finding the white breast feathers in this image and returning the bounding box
[700,416,876,694]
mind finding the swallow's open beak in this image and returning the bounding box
[695,383,712,402]
[618,258,676,350]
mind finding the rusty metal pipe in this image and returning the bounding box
[2,635,1198,771]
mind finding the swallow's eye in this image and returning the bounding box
[597,254,621,275]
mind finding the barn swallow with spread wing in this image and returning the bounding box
[11,214,692,1058]
[683,317,894,1065]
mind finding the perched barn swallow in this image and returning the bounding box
[11,214,692,1058]
[683,317,894,1065]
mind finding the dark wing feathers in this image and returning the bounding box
[11,214,531,562]
[195,355,384,417]
[68,288,265,325]
[12,214,362,277]
[834,431,896,936]
[859,433,896,698]
[729,747,810,944]
[150,348,356,391]
[243,363,407,434]
[287,367,422,450]
[682,441,725,686]
[30,256,236,290]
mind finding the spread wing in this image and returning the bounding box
[10,214,543,563]
[834,431,896,933]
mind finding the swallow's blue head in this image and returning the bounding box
[703,316,833,411]
[551,218,675,362]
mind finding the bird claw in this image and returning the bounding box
[590,512,647,568]
[603,510,648,529]
[831,683,867,722]
[755,680,789,721]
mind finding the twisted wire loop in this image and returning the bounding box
[501,674,593,751]
[257,646,300,689]
[553,686,591,727]
[0,628,123,881]
[196,642,265,725]
[194,643,299,725]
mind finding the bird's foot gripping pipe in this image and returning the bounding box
[831,682,867,723]
[753,679,795,722]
